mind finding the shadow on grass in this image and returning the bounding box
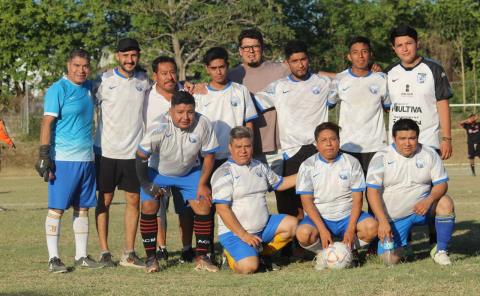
[409,220,480,260]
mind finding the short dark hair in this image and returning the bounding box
[152,56,177,73]
[389,25,418,45]
[238,29,264,47]
[392,118,420,137]
[229,126,253,144]
[203,47,229,65]
[68,49,90,63]
[284,40,308,59]
[348,36,371,51]
[171,91,195,107]
[314,122,340,141]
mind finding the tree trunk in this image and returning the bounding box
[460,41,466,113]
[473,55,478,113]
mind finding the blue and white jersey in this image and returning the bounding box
[366,144,449,220]
[43,76,94,161]
[296,153,365,221]
[195,81,258,160]
[254,73,334,158]
[211,159,283,235]
[138,112,219,176]
[329,69,390,153]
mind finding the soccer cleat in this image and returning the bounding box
[194,255,219,272]
[351,250,360,268]
[119,251,145,268]
[74,255,104,269]
[432,248,452,266]
[48,257,68,273]
[179,247,195,263]
[259,255,280,272]
[145,256,160,273]
[98,252,116,268]
[156,248,169,262]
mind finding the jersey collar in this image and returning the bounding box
[348,68,372,78]
[288,71,312,82]
[390,143,422,158]
[114,67,136,79]
[207,81,232,91]
[317,152,342,164]
[399,56,424,71]
[227,157,252,167]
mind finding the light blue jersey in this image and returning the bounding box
[44,77,94,161]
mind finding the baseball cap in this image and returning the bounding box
[117,38,140,52]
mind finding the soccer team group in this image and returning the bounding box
[35,24,456,274]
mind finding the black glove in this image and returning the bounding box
[142,183,166,199]
[35,145,54,182]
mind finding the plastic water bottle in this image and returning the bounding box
[383,236,395,267]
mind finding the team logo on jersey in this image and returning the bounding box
[369,84,379,94]
[255,168,264,178]
[338,170,349,180]
[416,158,425,168]
[135,83,144,92]
[312,86,321,95]
[417,73,427,84]
[188,134,199,143]
[230,97,240,107]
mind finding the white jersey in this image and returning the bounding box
[329,69,390,153]
[143,84,173,130]
[296,153,365,221]
[138,112,219,176]
[255,73,334,158]
[94,68,150,159]
[386,58,453,149]
[194,81,258,160]
[211,159,283,235]
[366,144,449,220]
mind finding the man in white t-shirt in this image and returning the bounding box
[366,119,455,265]
[295,122,378,268]
[212,126,298,274]
[254,40,334,221]
[94,38,149,268]
[136,91,220,273]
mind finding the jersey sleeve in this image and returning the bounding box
[91,74,103,105]
[242,86,258,123]
[379,73,391,108]
[211,166,234,205]
[430,150,449,185]
[253,80,279,112]
[138,118,167,156]
[350,158,366,192]
[428,61,453,101]
[296,162,314,195]
[263,163,283,191]
[366,152,385,190]
[327,78,339,107]
[43,83,63,117]
[200,116,219,154]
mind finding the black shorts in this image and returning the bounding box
[467,142,480,159]
[340,150,376,175]
[95,155,140,193]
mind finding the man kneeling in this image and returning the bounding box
[212,127,298,274]
[295,122,378,266]
[366,119,455,265]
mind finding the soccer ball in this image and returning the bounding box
[315,242,352,270]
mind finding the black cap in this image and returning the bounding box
[117,38,140,52]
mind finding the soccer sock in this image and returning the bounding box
[72,210,89,260]
[223,249,235,271]
[261,234,292,256]
[435,214,455,252]
[140,213,158,258]
[45,210,62,260]
[471,164,476,176]
[300,239,323,254]
[194,214,212,256]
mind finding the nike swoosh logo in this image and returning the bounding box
[109,85,119,89]
[282,90,290,94]
[341,87,350,91]
[313,173,320,178]
[234,176,240,179]
[165,133,173,138]
[204,102,211,107]
[392,78,399,82]
[387,161,394,165]
[67,96,76,100]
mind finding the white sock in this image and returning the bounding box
[300,239,323,254]
[46,210,62,260]
[73,210,89,260]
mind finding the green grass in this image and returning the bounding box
[0,166,479,296]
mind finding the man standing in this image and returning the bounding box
[36,49,103,272]
[212,127,298,274]
[366,119,455,265]
[459,114,480,176]
[94,38,150,268]
[136,91,219,273]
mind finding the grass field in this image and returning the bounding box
[0,131,479,296]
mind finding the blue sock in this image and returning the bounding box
[435,214,455,252]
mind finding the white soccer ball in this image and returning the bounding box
[316,242,352,270]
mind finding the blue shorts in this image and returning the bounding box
[219,214,286,262]
[377,213,431,255]
[48,161,97,210]
[140,167,201,203]
[299,211,372,238]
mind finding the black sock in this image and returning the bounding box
[194,214,212,257]
[140,213,158,259]
[471,164,476,176]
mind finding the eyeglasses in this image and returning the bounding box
[240,45,262,52]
